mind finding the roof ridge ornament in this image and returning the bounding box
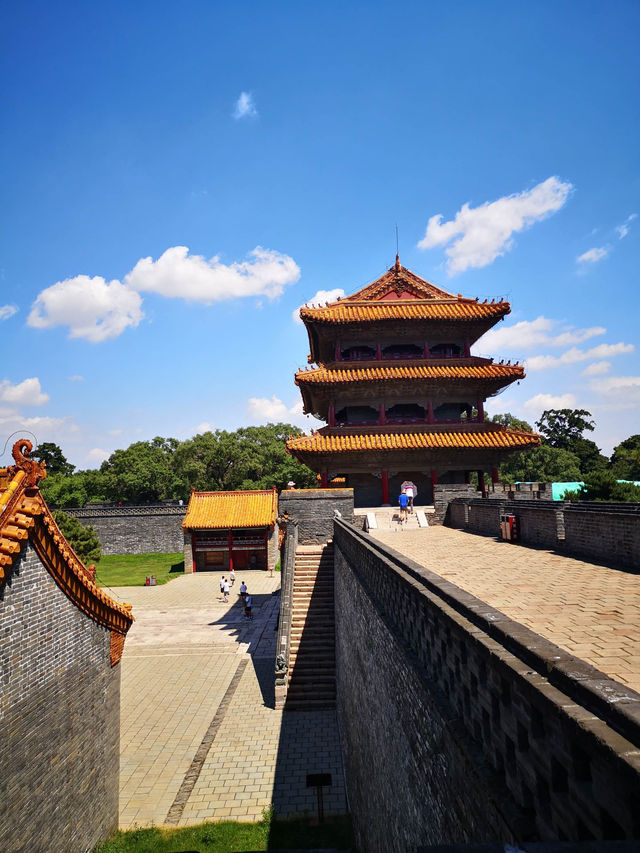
[11,439,47,488]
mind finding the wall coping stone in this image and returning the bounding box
[334,518,640,746]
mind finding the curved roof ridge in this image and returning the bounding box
[0,440,134,663]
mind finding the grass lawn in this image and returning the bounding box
[94,553,184,588]
[94,815,353,852]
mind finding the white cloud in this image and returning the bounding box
[525,342,633,371]
[589,376,640,409]
[28,275,144,342]
[195,422,214,434]
[233,91,257,119]
[29,245,300,342]
[68,374,84,382]
[581,361,611,376]
[126,246,300,303]
[616,213,637,240]
[477,316,605,353]
[0,304,18,321]
[523,393,577,412]
[87,448,109,463]
[247,395,290,422]
[417,176,572,275]
[577,246,609,265]
[0,377,49,406]
[293,288,345,324]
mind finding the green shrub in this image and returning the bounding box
[52,510,102,563]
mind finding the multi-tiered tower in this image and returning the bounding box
[286,257,539,507]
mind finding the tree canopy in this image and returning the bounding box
[534,408,607,475]
[609,434,640,481]
[488,412,532,432]
[40,423,317,507]
[499,445,582,485]
[535,409,595,448]
[52,510,101,563]
[33,442,75,476]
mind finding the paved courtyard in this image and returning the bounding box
[371,525,640,693]
[111,570,346,829]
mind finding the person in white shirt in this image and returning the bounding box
[244,593,253,620]
[223,578,230,602]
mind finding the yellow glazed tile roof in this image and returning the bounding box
[286,425,540,454]
[295,360,524,385]
[0,440,133,662]
[300,299,509,324]
[183,488,278,530]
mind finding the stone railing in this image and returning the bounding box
[274,519,298,709]
[333,518,640,850]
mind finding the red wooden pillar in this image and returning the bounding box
[376,342,382,360]
[423,342,430,358]
[381,470,390,505]
[464,339,471,357]
[227,530,234,572]
[478,471,486,498]
[335,341,342,361]
[427,401,435,424]
[378,403,386,425]
[329,404,336,426]
[477,399,485,422]
[491,466,500,486]
[320,472,329,488]
[464,471,471,484]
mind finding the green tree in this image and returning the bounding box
[535,408,595,448]
[33,442,75,476]
[609,435,640,480]
[52,510,102,563]
[100,437,182,502]
[499,445,582,484]
[172,424,316,493]
[488,412,533,432]
[41,473,88,508]
[535,408,607,474]
[564,470,640,503]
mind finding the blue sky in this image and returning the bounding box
[1,1,638,467]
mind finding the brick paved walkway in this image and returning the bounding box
[371,526,640,693]
[111,571,346,829]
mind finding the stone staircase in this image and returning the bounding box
[285,543,336,711]
[355,507,434,531]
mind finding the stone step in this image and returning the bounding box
[284,699,336,712]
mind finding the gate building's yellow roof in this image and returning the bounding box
[182,488,278,530]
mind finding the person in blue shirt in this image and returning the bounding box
[398,491,409,522]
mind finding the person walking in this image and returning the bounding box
[244,593,253,620]
[229,567,236,587]
[239,580,247,601]
[398,491,409,524]
[219,575,226,600]
[223,577,230,603]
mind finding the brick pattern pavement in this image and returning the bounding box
[111,570,347,829]
[370,526,640,693]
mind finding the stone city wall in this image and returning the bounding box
[447,498,640,570]
[278,488,354,544]
[66,505,186,555]
[333,519,640,851]
[0,544,121,852]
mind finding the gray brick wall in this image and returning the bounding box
[447,498,640,569]
[278,489,354,544]
[333,519,640,849]
[66,505,186,555]
[0,543,120,852]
